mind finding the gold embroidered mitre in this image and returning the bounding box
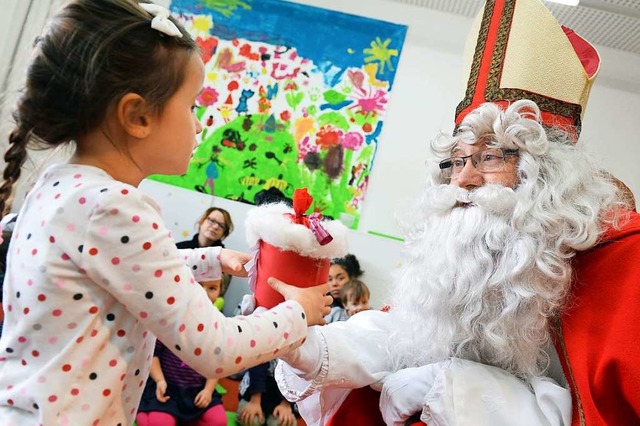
[455,0,600,138]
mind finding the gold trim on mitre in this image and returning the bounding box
[455,0,600,138]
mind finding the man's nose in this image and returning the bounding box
[451,160,483,190]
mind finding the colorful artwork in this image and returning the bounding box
[152,0,407,228]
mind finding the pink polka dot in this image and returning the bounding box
[71,388,79,396]
[250,340,256,348]
[284,332,289,339]
[159,319,167,327]
[48,395,57,402]
[154,270,163,277]
[179,324,186,332]
[140,312,148,319]
[132,215,140,223]
[54,193,61,199]
[54,279,65,288]
[99,226,108,236]
[110,208,119,215]
[227,337,234,346]
[81,404,90,411]
[74,173,82,179]
[132,264,141,272]
[18,336,26,343]
[215,368,223,374]
[67,224,75,232]
[111,257,120,265]
[37,377,46,383]
[61,253,70,261]
[67,322,77,330]
[109,359,118,367]
[123,283,132,291]
[31,249,37,256]
[78,197,86,204]
[52,309,63,317]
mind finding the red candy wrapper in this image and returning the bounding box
[245,188,348,309]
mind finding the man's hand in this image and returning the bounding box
[239,398,265,425]
[380,363,443,426]
[272,400,296,426]
[155,380,170,403]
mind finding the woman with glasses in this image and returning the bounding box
[177,207,234,249]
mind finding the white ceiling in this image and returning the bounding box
[386,0,640,92]
[388,0,640,54]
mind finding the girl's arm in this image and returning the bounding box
[76,188,317,379]
[149,357,170,403]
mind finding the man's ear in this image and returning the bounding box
[116,93,153,139]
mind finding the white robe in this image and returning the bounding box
[276,310,572,426]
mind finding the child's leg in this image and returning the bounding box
[190,404,227,426]
[135,411,178,426]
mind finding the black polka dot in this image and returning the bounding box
[106,313,115,321]
[175,344,181,351]
[53,181,59,187]
[237,325,243,333]
[134,369,140,376]
[273,321,278,328]
[15,292,20,298]
[6,348,13,353]
[301,312,306,320]
[73,293,83,300]
[33,403,39,409]
[26,234,31,240]
[100,188,108,192]
[192,265,198,270]
[121,236,130,244]
[145,292,153,299]
[89,372,97,380]
[78,245,84,253]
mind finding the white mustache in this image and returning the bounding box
[423,184,518,216]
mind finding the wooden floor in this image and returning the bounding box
[219,377,307,426]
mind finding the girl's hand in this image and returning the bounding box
[219,248,251,277]
[155,380,170,403]
[194,388,212,408]
[268,278,332,326]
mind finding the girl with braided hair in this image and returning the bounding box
[0,2,331,425]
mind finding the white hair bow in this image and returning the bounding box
[139,3,183,38]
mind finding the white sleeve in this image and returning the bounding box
[421,358,572,426]
[177,247,222,282]
[276,310,394,425]
[79,189,308,378]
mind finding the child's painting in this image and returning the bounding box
[152,0,407,228]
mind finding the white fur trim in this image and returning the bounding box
[245,203,349,258]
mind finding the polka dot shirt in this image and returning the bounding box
[0,164,307,426]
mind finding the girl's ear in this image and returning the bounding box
[116,93,152,139]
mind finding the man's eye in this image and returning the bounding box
[452,159,465,168]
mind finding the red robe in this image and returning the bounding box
[556,210,640,425]
[326,211,640,426]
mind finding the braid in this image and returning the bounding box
[0,127,29,216]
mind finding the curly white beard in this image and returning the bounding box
[386,183,571,378]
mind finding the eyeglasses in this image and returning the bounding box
[205,217,227,232]
[439,148,519,179]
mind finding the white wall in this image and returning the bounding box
[1,0,639,311]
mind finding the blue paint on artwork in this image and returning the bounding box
[171,0,407,85]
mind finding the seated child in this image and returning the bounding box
[136,281,228,426]
[237,359,298,426]
[340,279,371,318]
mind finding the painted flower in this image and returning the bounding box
[342,131,364,150]
[198,87,219,107]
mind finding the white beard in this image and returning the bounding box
[386,184,572,378]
